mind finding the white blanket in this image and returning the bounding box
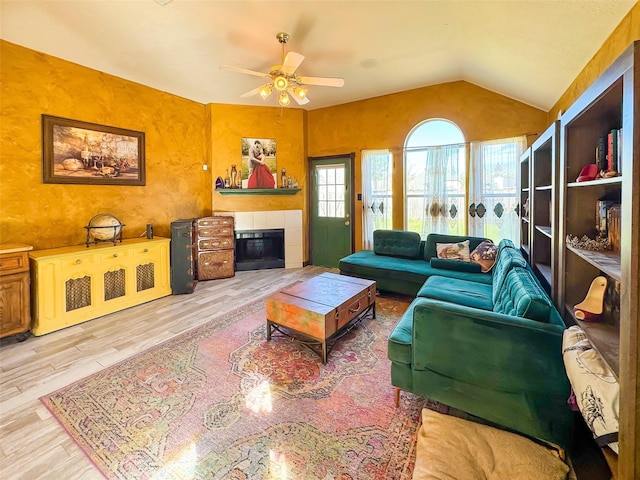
[562,325,619,453]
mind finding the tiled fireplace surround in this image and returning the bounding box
[216,210,303,269]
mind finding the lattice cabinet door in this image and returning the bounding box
[99,250,129,302]
[129,242,166,295]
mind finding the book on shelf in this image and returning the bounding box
[606,129,621,173]
[596,136,607,171]
[617,128,622,174]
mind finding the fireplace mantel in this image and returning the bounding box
[215,188,301,196]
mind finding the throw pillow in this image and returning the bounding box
[470,240,499,273]
[436,240,471,262]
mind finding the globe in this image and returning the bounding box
[87,214,123,242]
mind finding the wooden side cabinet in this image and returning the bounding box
[0,244,33,339]
[195,216,235,280]
[29,237,171,335]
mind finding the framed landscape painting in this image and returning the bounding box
[42,115,145,185]
[241,137,277,189]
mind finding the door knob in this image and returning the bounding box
[345,221,350,226]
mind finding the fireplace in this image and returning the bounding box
[235,229,285,270]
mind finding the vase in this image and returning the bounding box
[230,165,237,189]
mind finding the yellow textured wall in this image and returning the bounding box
[548,1,640,121]
[208,103,307,213]
[208,103,309,259]
[0,40,210,249]
[307,81,548,250]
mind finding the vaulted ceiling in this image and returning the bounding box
[0,1,636,111]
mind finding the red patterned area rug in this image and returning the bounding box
[42,291,444,480]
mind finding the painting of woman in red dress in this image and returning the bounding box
[246,139,276,189]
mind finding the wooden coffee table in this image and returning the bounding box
[265,272,376,363]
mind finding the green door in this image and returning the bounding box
[310,155,354,267]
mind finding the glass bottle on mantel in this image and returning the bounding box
[230,164,237,189]
[224,169,230,188]
[281,168,287,188]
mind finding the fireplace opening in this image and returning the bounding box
[235,229,285,271]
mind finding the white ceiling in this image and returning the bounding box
[0,0,636,111]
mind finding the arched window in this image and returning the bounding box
[404,119,466,237]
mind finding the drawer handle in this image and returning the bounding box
[113,254,118,258]
[349,302,361,314]
[204,262,210,266]
[143,248,148,253]
[75,259,82,265]
[223,260,228,264]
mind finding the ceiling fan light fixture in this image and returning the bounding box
[278,92,291,107]
[274,75,288,91]
[258,85,273,99]
[293,87,308,99]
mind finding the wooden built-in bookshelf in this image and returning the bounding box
[530,121,560,303]
[518,149,531,262]
[556,41,639,479]
[519,40,639,478]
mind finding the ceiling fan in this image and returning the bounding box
[220,32,345,107]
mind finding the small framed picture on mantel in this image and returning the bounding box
[42,115,146,186]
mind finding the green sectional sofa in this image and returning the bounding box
[338,230,491,296]
[339,230,572,449]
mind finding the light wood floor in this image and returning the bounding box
[0,266,331,480]
[0,265,605,480]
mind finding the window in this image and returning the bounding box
[469,137,526,242]
[404,119,466,237]
[316,165,345,218]
[361,149,393,249]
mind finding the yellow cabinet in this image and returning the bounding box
[29,237,171,335]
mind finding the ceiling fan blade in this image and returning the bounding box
[240,85,266,98]
[288,87,310,105]
[220,65,270,78]
[297,75,345,87]
[281,52,305,75]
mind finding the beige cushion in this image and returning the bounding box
[435,240,471,262]
[413,409,569,480]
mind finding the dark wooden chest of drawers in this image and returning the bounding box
[195,216,234,280]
